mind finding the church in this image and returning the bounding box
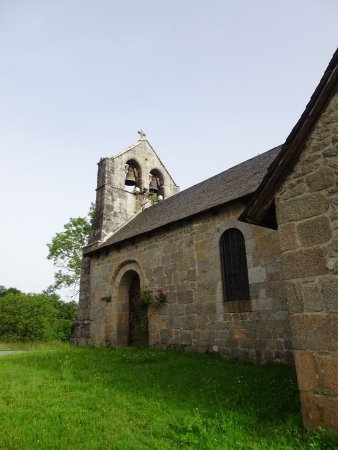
[72,49,337,432]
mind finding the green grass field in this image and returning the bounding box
[0,343,337,449]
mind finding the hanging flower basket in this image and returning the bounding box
[140,288,167,307]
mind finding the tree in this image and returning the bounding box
[0,286,21,297]
[47,205,94,296]
[0,287,78,342]
[0,292,58,341]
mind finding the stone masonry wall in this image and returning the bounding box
[88,139,179,247]
[275,91,338,432]
[78,199,292,363]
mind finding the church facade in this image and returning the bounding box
[72,140,293,363]
[72,49,337,432]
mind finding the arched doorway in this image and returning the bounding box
[128,273,148,346]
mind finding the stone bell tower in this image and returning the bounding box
[87,131,179,249]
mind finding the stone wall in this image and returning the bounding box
[275,91,338,432]
[74,199,292,363]
[89,139,179,246]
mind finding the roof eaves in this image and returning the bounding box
[84,194,252,256]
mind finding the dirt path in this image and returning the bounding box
[0,351,25,356]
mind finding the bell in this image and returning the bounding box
[149,178,158,192]
[125,168,136,186]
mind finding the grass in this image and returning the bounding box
[0,343,337,449]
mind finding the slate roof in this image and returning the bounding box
[86,145,282,255]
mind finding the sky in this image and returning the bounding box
[0,1,337,298]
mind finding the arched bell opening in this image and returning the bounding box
[116,269,148,347]
[125,159,142,192]
[149,169,165,200]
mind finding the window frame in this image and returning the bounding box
[220,228,251,302]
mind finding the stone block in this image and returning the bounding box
[168,304,185,315]
[279,223,298,251]
[301,392,338,434]
[294,350,320,392]
[297,216,332,247]
[177,290,194,304]
[306,167,335,192]
[291,313,338,352]
[321,278,338,312]
[282,247,327,279]
[277,193,329,224]
[248,266,266,284]
[323,145,338,158]
[180,331,192,345]
[281,179,306,200]
[318,354,338,396]
[258,235,280,256]
[160,329,169,343]
[187,269,197,281]
[302,282,323,312]
[233,329,247,339]
[257,298,272,311]
[186,303,203,314]
[203,303,216,314]
[182,315,197,330]
[285,282,304,313]
[262,350,274,362]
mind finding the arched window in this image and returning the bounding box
[149,169,165,199]
[220,228,250,301]
[125,159,142,191]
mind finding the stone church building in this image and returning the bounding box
[72,49,337,432]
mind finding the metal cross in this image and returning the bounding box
[137,130,146,140]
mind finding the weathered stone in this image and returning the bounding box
[291,314,338,352]
[302,282,322,312]
[285,281,304,313]
[306,166,335,192]
[258,235,280,256]
[278,193,329,224]
[282,248,327,279]
[301,392,338,434]
[279,223,298,251]
[318,354,338,396]
[323,146,338,158]
[182,315,197,330]
[177,290,194,304]
[248,266,266,284]
[294,350,320,391]
[160,329,169,343]
[297,216,332,247]
[321,278,338,312]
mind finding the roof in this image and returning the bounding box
[85,145,282,255]
[239,47,338,228]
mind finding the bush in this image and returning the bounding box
[0,289,78,342]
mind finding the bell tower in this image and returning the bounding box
[87,132,179,248]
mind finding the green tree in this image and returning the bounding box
[0,288,78,342]
[0,292,58,341]
[47,205,94,295]
[0,286,21,297]
[51,297,78,341]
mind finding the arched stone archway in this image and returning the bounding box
[128,273,148,346]
[111,261,148,347]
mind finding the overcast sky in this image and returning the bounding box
[0,1,337,297]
